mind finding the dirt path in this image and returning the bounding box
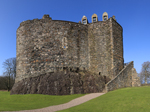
[5,93,105,112]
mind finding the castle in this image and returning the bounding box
[11,12,140,95]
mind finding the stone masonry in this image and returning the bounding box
[15,14,123,83]
[11,13,140,95]
[132,68,141,87]
[106,61,141,92]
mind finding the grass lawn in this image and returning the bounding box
[0,91,85,111]
[58,86,150,112]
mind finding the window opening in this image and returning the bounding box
[93,17,96,22]
[64,37,66,48]
[83,19,86,24]
[104,16,107,21]
[104,76,107,84]
[62,37,68,49]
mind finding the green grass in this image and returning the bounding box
[58,86,150,112]
[0,91,85,111]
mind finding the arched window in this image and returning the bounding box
[81,15,88,24]
[102,12,108,21]
[92,13,98,23]
[62,37,68,49]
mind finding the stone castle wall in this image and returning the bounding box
[87,18,124,79]
[106,61,133,92]
[111,19,124,78]
[88,20,113,78]
[16,15,124,83]
[132,68,141,87]
[13,14,141,95]
[16,18,89,83]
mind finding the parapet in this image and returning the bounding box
[81,12,112,24]
[19,14,52,27]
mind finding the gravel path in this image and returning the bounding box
[4,93,105,112]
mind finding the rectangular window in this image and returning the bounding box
[83,19,86,24]
[104,16,107,21]
[93,17,96,22]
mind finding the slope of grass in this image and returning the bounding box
[59,86,150,112]
[0,91,85,111]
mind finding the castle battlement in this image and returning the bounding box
[19,12,121,28]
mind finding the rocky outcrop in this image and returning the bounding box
[10,71,106,95]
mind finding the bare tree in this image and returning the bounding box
[138,73,144,84]
[11,58,16,80]
[3,57,16,91]
[139,61,150,84]
[0,76,7,90]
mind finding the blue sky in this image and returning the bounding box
[0,0,150,75]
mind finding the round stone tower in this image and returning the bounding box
[16,15,89,83]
